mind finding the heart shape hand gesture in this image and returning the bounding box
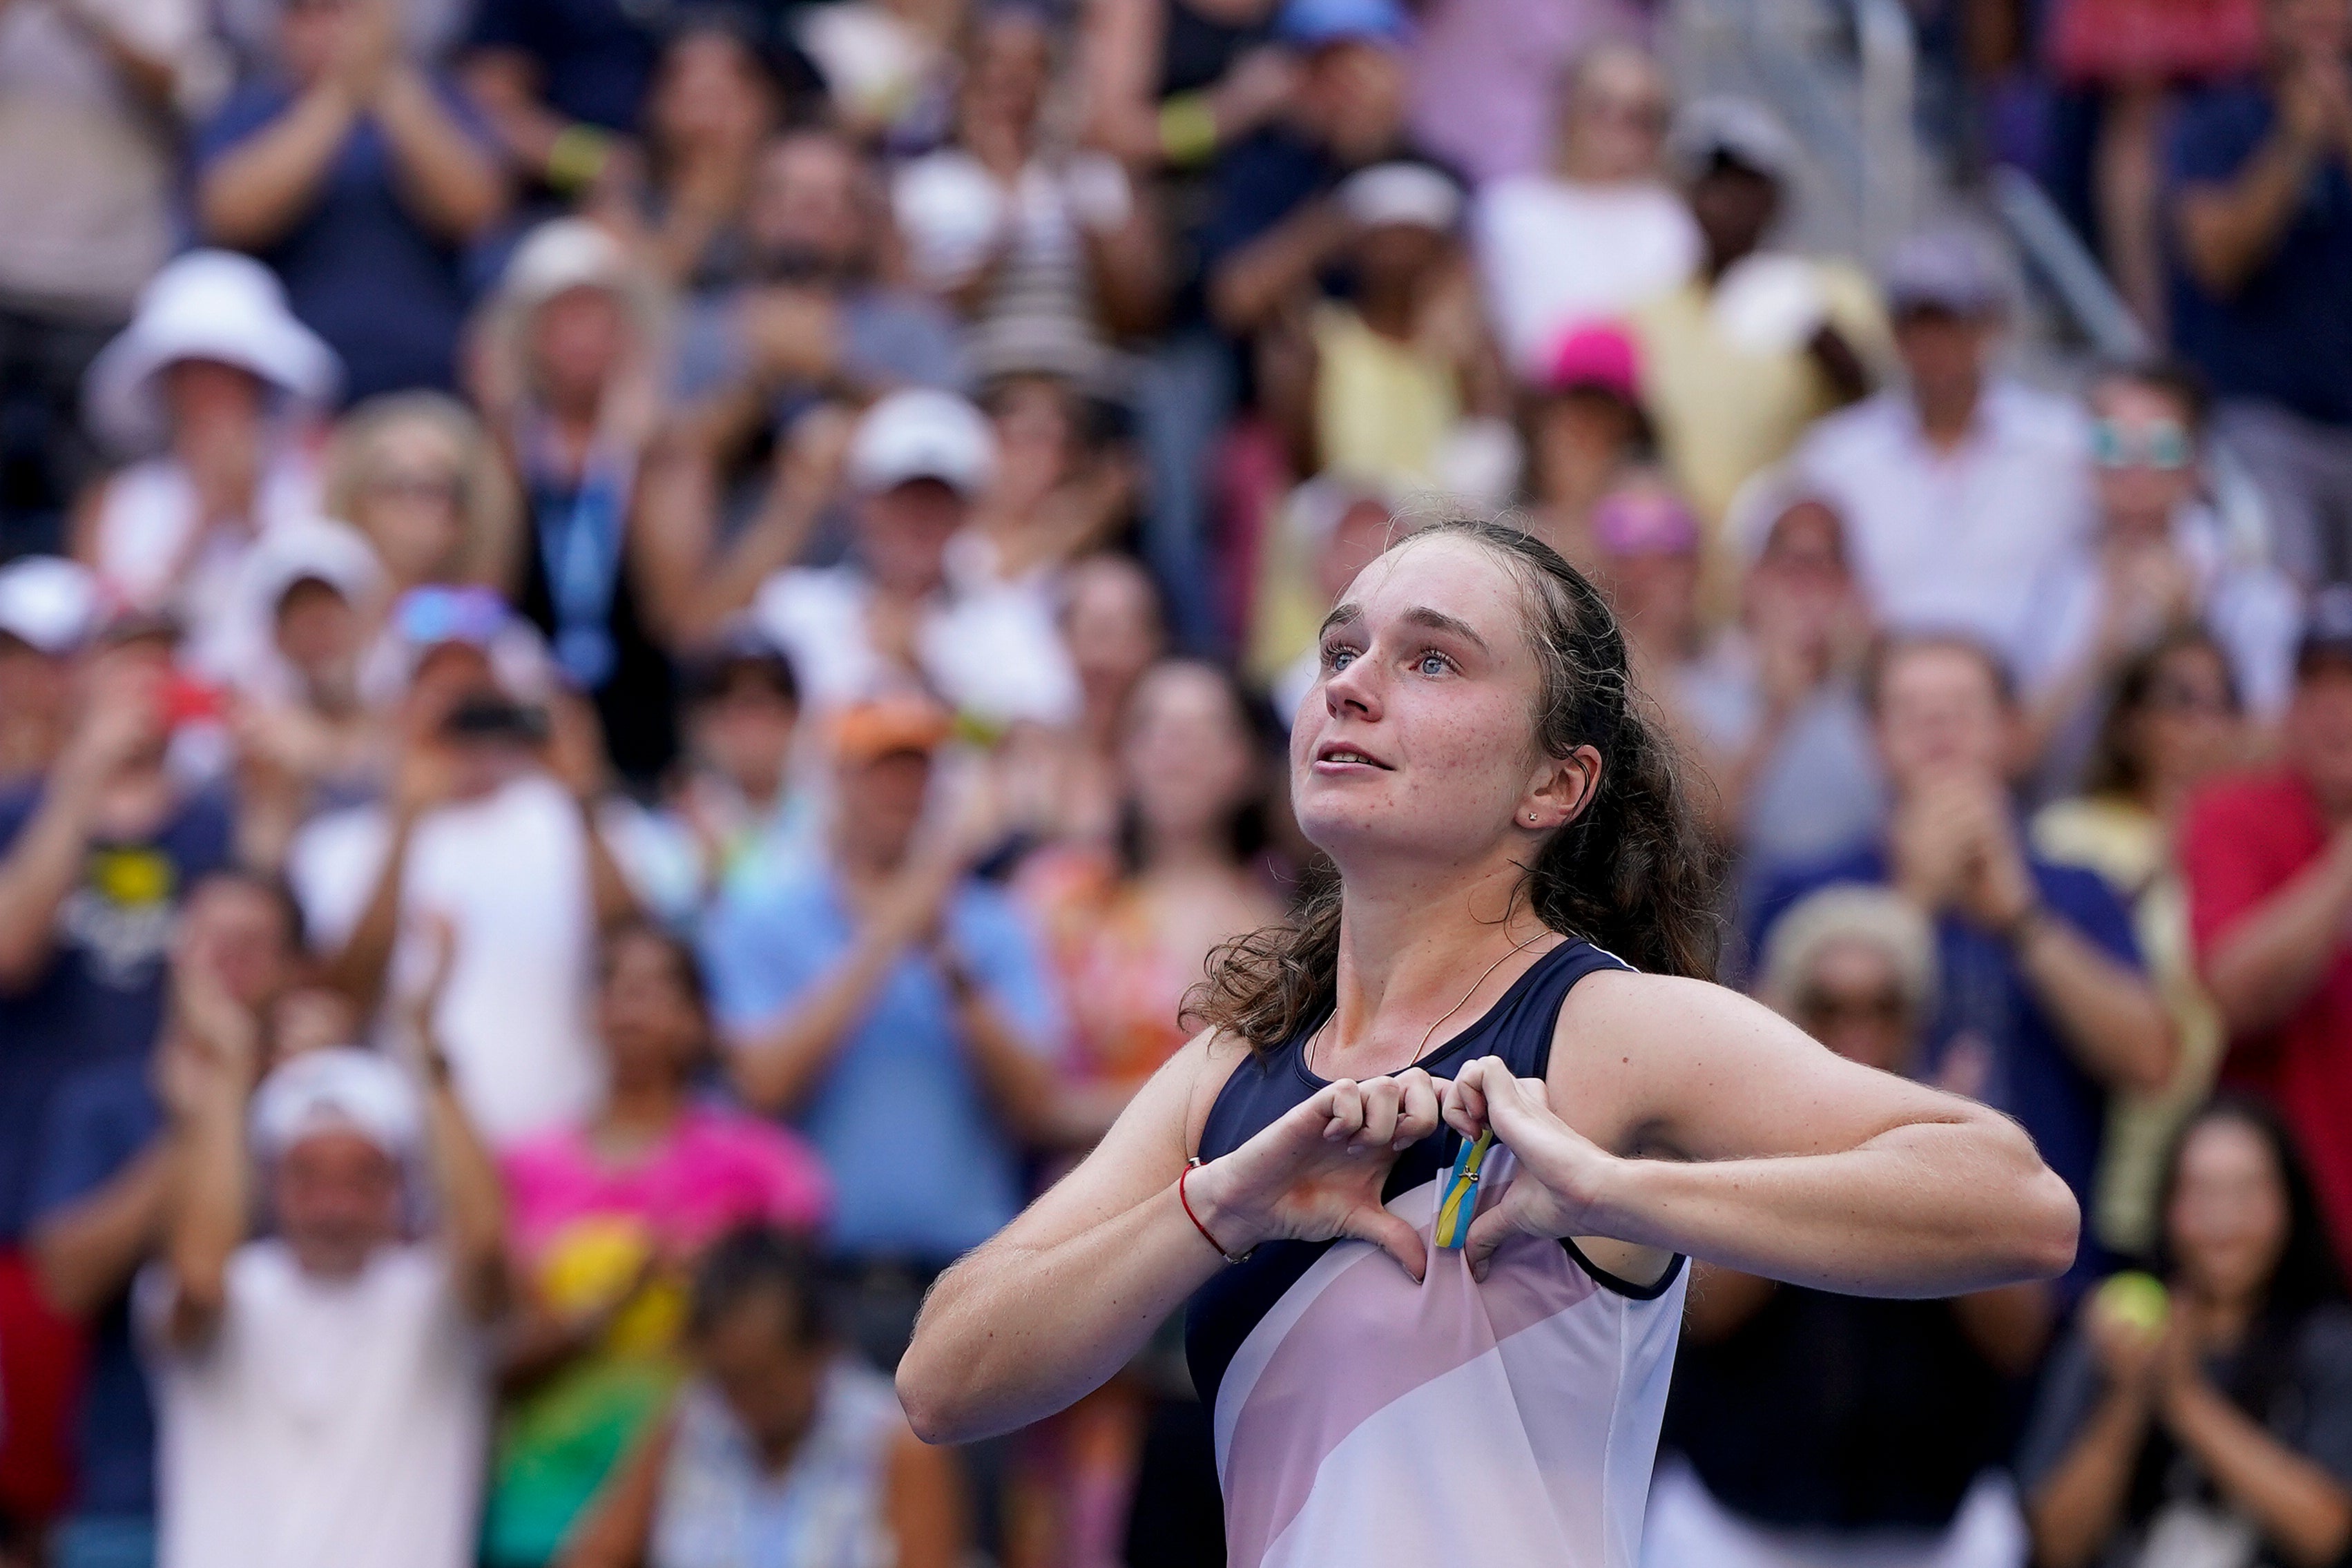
[1441,1056,1626,1280]
[1188,1069,1443,1281]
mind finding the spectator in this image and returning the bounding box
[1648,884,2047,1568]
[1699,485,1885,877]
[1515,322,1657,575]
[195,0,508,405]
[0,558,101,786]
[1017,659,1280,1133]
[1472,39,1697,380]
[2021,361,2301,792]
[2021,1097,2352,1568]
[673,126,967,470]
[996,552,1171,855]
[1073,0,1290,653]
[959,346,1140,591]
[750,389,1080,729]
[139,1033,507,1568]
[703,697,1064,1369]
[897,9,1163,360]
[73,251,340,684]
[1259,161,1510,490]
[475,219,688,788]
[2166,0,2352,586]
[659,628,811,902]
[0,0,207,556]
[2049,0,2262,334]
[323,392,522,621]
[484,920,832,1568]
[1787,227,2095,675]
[2181,585,2352,1264]
[1585,478,1724,794]
[287,587,638,1146]
[1752,634,2175,1268]
[592,14,802,293]
[1405,0,1650,186]
[557,1226,967,1568]
[26,869,303,1568]
[1630,98,1882,577]
[459,0,685,196]
[2037,632,2244,1259]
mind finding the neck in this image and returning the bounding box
[1915,382,1981,448]
[1323,847,1554,1069]
[1141,822,1232,877]
[836,835,909,886]
[599,1075,685,1139]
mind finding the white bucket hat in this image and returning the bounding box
[83,251,342,455]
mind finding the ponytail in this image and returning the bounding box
[1187,516,1721,1053]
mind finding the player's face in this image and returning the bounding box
[1292,534,1560,868]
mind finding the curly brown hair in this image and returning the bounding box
[1186,516,1722,1054]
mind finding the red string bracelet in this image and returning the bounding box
[1181,1157,1251,1264]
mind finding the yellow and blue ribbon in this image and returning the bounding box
[1433,1130,1494,1250]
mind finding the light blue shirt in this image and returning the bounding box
[702,857,1061,1259]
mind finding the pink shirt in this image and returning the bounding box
[502,1104,833,1265]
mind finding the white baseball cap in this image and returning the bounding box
[0,556,101,656]
[1334,162,1465,233]
[847,389,996,497]
[250,1047,422,1163]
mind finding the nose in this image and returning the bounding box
[1322,651,1382,722]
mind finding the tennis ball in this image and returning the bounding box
[2098,1270,2170,1334]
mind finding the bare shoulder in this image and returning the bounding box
[1550,967,1963,1161]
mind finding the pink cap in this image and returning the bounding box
[1544,322,1643,403]
[1592,483,1701,558]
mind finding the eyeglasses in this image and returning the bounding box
[2092,419,2193,472]
[1796,988,1909,1028]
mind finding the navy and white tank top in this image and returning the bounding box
[1185,938,1688,1568]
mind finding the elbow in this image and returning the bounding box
[895,1347,973,1446]
[2019,1168,2083,1283]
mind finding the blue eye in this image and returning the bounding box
[1326,646,1358,670]
[1418,652,1449,676]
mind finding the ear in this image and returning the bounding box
[1516,744,1603,833]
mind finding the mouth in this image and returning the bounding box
[1312,739,1393,773]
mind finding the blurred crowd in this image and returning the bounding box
[1,0,2351,1561]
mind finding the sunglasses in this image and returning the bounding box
[1796,988,1909,1028]
[395,585,508,649]
[2092,419,2193,472]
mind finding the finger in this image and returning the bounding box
[1393,1069,1441,1148]
[1322,1079,1365,1141]
[1480,1069,1552,1143]
[1353,1076,1402,1150]
[1440,1071,1487,1140]
[1463,1198,1515,1283]
[1342,1201,1427,1284]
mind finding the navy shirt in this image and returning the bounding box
[465,0,665,133]
[2167,81,2352,427]
[28,1057,164,1520]
[1751,841,2143,1286]
[196,77,494,403]
[0,783,233,1241]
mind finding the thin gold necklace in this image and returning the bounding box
[1307,931,1552,1078]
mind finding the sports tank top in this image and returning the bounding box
[1186,939,1688,1568]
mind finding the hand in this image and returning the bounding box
[167,929,262,1101]
[329,0,401,101]
[1949,788,2037,934]
[743,288,842,385]
[62,660,164,791]
[765,400,856,514]
[392,733,459,820]
[1440,1057,1623,1281]
[1211,47,1300,139]
[1188,1069,1443,1279]
[1888,786,1974,914]
[2086,1288,2167,1396]
[542,693,610,804]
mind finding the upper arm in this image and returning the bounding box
[972,1029,1237,1259]
[1556,970,1996,1163]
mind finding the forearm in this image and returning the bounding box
[1601,1111,2079,1295]
[2030,1388,2156,1568]
[1082,220,1166,339]
[0,786,93,989]
[199,83,360,249]
[2169,1379,2352,1565]
[422,1072,508,1316]
[374,68,507,240]
[458,51,570,170]
[898,1178,1222,1443]
[1208,204,1348,336]
[729,939,902,1114]
[164,1094,251,1341]
[2015,920,2177,1094]
[2177,137,2322,296]
[579,800,641,929]
[319,814,416,1012]
[29,1146,171,1318]
[2204,844,2352,1036]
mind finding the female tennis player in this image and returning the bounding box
[898,518,2079,1567]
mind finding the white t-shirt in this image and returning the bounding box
[1472,174,1700,376]
[753,561,1079,727]
[1789,381,2097,672]
[137,1240,488,1568]
[286,773,602,1145]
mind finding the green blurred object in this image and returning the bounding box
[2098,1269,2170,1333]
